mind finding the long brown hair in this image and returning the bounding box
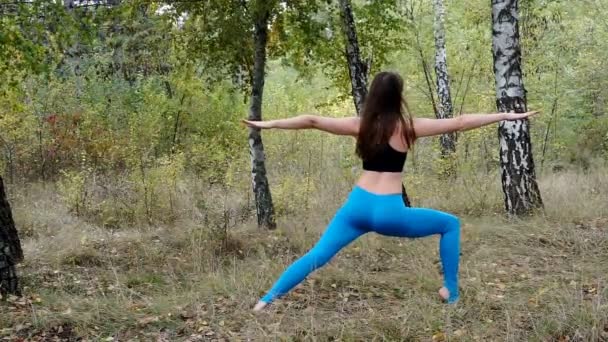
[356,71,416,160]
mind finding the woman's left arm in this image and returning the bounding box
[243,115,359,136]
[413,111,539,138]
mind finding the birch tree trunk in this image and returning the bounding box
[0,177,22,296]
[491,0,543,215]
[338,0,368,114]
[247,7,276,229]
[433,0,456,156]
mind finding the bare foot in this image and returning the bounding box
[253,301,268,312]
[438,287,450,301]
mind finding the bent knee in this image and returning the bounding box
[445,214,460,232]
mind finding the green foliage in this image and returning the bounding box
[272,175,317,216]
[0,1,83,83]
[566,116,608,169]
[274,0,408,103]
[172,0,252,87]
[57,168,90,217]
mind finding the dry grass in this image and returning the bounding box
[1,167,608,341]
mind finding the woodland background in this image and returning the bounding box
[0,0,607,340]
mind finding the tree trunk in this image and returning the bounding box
[0,176,22,297]
[491,0,543,215]
[338,0,368,114]
[432,0,456,156]
[338,0,411,206]
[247,8,276,229]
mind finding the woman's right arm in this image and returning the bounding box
[413,111,539,138]
[243,115,360,136]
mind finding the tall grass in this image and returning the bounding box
[2,163,607,340]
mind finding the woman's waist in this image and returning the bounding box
[355,171,404,195]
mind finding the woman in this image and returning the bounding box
[243,71,539,311]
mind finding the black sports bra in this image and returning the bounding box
[362,143,407,172]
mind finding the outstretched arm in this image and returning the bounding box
[243,115,359,137]
[413,111,539,138]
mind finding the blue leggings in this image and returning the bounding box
[261,186,461,304]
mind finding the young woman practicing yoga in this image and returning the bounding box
[243,71,539,311]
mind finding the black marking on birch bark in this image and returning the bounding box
[0,176,22,296]
[492,0,543,215]
[338,0,368,114]
[433,0,456,156]
[247,8,276,229]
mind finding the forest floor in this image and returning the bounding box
[1,170,608,341]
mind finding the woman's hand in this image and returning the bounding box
[242,119,274,129]
[503,110,540,121]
